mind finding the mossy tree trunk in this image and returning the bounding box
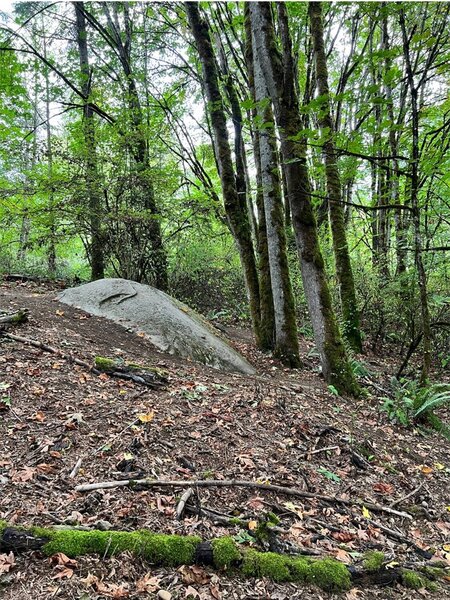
[186,2,262,346]
[251,23,300,367]
[249,2,357,394]
[309,1,362,353]
[74,2,105,281]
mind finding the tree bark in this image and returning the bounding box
[249,2,357,393]
[400,10,432,384]
[244,5,275,351]
[308,1,362,353]
[251,20,300,367]
[74,1,105,281]
[186,2,262,346]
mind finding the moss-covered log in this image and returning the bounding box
[0,309,28,325]
[0,521,445,592]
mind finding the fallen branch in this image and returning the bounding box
[176,488,194,520]
[0,332,166,389]
[0,521,442,591]
[74,478,412,520]
[365,518,433,559]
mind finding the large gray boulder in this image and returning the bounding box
[58,278,255,375]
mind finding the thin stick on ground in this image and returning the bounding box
[74,478,412,520]
[389,481,425,508]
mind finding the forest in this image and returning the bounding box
[0,2,449,599]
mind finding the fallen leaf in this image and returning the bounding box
[420,465,433,475]
[185,586,200,599]
[362,506,371,519]
[248,520,258,531]
[373,482,394,495]
[0,552,15,574]
[51,567,74,579]
[138,411,154,423]
[50,552,78,568]
[135,573,161,593]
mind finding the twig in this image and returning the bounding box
[389,481,425,508]
[69,458,83,479]
[0,309,28,324]
[365,517,432,559]
[176,488,194,520]
[298,445,339,459]
[74,478,412,520]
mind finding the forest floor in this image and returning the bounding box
[0,279,449,600]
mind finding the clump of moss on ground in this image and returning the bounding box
[363,550,385,572]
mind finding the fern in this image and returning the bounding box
[413,384,450,418]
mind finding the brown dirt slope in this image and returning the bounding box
[1,280,449,599]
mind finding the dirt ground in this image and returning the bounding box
[1,280,449,600]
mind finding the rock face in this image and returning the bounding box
[58,278,255,375]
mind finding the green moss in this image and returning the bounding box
[401,569,429,590]
[29,527,200,566]
[363,550,385,572]
[242,549,291,582]
[94,356,117,371]
[0,520,7,535]
[242,550,350,591]
[307,558,352,592]
[420,566,447,580]
[212,537,241,568]
[289,556,312,581]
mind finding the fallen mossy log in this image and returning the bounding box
[0,521,443,592]
[74,477,412,520]
[0,309,28,325]
[0,332,167,389]
[94,356,168,387]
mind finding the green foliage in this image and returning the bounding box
[317,466,341,483]
[381,378,450,438]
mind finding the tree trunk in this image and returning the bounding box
[186,2,262,346]
[308,1,362,353]
[251,26,300,367]
[400,10,431,384]
[74,1,105,281]
[249,2,357,394]
[43,29,56,276]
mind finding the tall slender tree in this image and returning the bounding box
[74,1,104,280]
[308,1,362,353]
[185,1,262,346]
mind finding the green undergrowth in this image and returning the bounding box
[0,523,445,593]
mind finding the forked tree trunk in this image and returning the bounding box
[249,2,357,394]
[309,2,362,353]
[186,2,262,346]
[74,1,105,280]
[251,25,300,367]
